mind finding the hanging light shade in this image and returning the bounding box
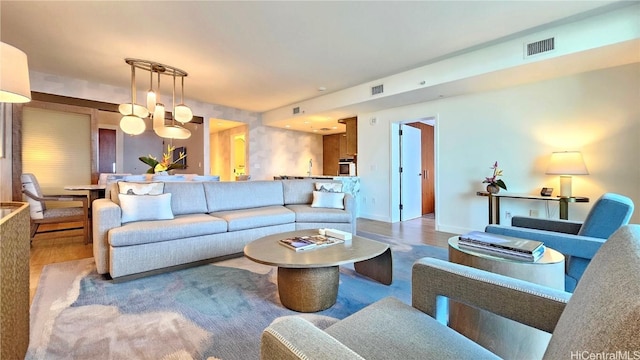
[174,76,193,123]
[0,42,31,103]
[146,70,156,113]
[154,124,191,139]
[118,103,149,118]
[120,115,145,135]
[120,62,146,135]
[153,103,165,131]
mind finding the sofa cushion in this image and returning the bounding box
[119,193,174,223]
[326,297,500,359]
[204,181,284,212]
[109,213,228,247]
[211,206,295,232]
[286,204,351,223]
[163,182,208,215]
[311,191,345,209]
[282,179,316,205]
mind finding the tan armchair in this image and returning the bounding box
[262,225,640,359]
[21,173,89,244]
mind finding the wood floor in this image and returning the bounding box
[29,215,455,304]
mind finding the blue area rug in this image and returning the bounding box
[28,232,448,360]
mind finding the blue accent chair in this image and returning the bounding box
[485,192,634,292]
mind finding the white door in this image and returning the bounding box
[400,125,422,220]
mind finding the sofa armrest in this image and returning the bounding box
[511,216,582,235]
[412,257,570,334]
[485,225,605,260]
[92,198,122,274]
[261,317,365,360]
[343,193,357,234]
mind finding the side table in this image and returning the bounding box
[448,236,565,360]
[476,192,589,224]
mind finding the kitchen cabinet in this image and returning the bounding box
[323,133,347,175]
[338,116,358,157]
[343,117,358,155]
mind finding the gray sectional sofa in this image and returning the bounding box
[92,179,356,280]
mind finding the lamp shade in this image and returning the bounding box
[120,115,146,135]
[174,104,193,123]
[546,151,589,175]
[0,42,31,103]
[154,124,191,139]
[118,103,149,118]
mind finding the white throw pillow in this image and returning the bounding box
[315,182,343,193]
[311,191,345,209]
[119,193,174,223]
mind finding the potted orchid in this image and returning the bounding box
[139,144,187,174]
[482,161,507,194]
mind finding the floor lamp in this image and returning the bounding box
[1,42,32,159]
[545,151,589,198]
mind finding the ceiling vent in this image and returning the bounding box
[371,84,384,96]
[292,106,300,115]
[525,37,556,58]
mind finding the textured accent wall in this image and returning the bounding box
[0,202,30,359]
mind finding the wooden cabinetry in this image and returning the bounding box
[323,133,347,175]
[342,117,358,155]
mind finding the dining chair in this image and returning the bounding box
[21,173,89,244]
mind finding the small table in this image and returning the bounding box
[448,236,565,359]
[477,191,589,224]
[244,230,392,312]
[64,184,106,243]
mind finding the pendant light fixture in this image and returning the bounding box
[118,58,193,139]
[119,63,146,135]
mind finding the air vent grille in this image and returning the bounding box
[292,106,300,115]
[525,37,555,57]
[371,84,384,96]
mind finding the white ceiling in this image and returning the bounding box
[0,0,632,133]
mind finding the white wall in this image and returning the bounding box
[358,63,640,232]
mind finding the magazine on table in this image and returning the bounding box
[279,235,344,252]
[458,231,545,262]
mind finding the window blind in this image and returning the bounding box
[22,107,91,195]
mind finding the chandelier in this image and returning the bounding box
[119,58,193,139]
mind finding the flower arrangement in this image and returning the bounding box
[139,145,187,174]
[482,161,507,191]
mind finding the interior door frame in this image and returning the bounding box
[391,115,438,223]
[12,100,98,201]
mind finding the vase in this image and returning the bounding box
[486,184,500,194]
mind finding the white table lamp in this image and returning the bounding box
[545,151,589,198]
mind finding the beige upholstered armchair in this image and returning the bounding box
[261,225,640,359]
[21,173,89,244]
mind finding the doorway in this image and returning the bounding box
[397,117,436,221]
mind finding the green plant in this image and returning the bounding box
[139,145,186,174]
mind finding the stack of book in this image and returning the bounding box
[458,231,545,262]
[279,235,344,252]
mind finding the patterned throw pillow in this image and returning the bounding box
[118,182,164,196]
[315,182,343,193]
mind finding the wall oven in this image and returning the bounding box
[338,159,356,176]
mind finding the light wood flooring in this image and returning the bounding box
[29,215,455,304]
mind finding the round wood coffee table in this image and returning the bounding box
[244,230,392,312]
